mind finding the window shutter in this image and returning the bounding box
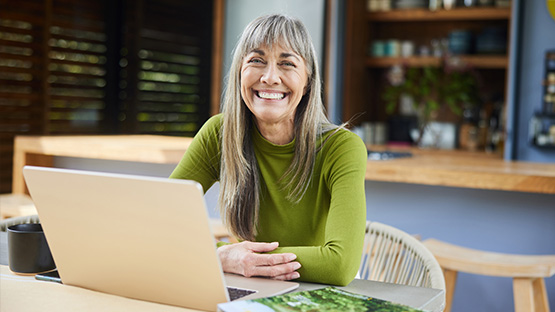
[120,0,213,136]
[0,0,48,193]
[0,0,219,194]
[48,0,108,134]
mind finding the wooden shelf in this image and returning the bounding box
[367,7,511,22]
[365,55,509,69]
[342,1,513,139]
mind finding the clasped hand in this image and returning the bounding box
[217,241,301,280]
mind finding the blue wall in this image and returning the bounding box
[365,181,555,312]
[514,0,555,162]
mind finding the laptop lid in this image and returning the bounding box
[22,166,298,311]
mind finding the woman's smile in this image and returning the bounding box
[255,90,287,100]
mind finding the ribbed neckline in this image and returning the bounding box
[252,123,296,154]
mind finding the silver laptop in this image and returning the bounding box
[23,166,299,312]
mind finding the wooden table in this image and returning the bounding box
[12,135,192,194]
[11,135,555,195]
[0,233,444,312]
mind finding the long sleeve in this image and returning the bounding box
[169,115,222,192]
[253,128,367,286]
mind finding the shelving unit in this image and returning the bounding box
[530,113,555,149]
[342,1,512,152]
[366,7,511,21]
[528,51,555,149]
[365,55,508,68]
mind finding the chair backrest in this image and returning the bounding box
[0,215,40,232]
[359,221,446,291]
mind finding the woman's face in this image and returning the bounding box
[240,44,309,127]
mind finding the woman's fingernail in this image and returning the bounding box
[293,262,301,270]
[288,254,297,261]
[293,272,300,279]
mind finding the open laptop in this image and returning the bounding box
[22,166,299,312]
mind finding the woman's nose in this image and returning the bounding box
[260,64,281,85]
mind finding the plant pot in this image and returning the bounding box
[443,0,456,9]
[410,122,457,149]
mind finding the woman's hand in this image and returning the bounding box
[217,241,301,280]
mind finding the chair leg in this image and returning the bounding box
[443,269,458,312]
[533,278,550,312]
[513,278,550,312]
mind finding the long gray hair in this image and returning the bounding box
[219,14,336,241]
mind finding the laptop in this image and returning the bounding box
[22,166,299,312]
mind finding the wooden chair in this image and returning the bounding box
[423,238,555,312]
[209,218,238,243]
[0,194,37,219]
[359,221,446,293]
[0,214,40,232]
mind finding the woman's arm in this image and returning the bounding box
[268,132,368,286]
[171,115,301,280]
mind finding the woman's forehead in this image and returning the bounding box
[246,44,301,57]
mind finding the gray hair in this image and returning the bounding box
[219,14,336,241]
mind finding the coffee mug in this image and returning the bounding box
[8,223,56,274]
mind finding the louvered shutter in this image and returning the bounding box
[0,0,48,193]
[0,0,218,194]
[48,0,109,134]
[120,0,213,136]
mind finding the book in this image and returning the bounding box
[218,286,425,312]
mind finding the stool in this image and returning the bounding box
[423,239,555,312]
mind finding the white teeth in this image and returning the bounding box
[258,91,285,100]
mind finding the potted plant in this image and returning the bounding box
[383,57,482,147]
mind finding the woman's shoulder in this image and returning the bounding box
[322,126,366,150]
[318,126,367,172]
[202,114,224,130]
[196,114,224,137]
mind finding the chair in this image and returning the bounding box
[0,193,37,219]
[359,221,446,293]
[423,238,555,312]
[209,218,238,243]
[0,214,40,232]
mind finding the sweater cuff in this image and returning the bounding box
[216,241,231,248]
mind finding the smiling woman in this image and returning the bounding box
[169,14,368,286]
[240,45,308,144]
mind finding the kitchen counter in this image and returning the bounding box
[366,146,555,194]
[11,135,555,195]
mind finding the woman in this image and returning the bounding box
[170,14,367,286]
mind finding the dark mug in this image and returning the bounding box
[7,224,56,274]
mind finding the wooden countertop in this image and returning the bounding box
[12,135,555,195]
[366,146,555,194]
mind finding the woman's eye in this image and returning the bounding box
[281,62,295,67]
[248,58,264,64]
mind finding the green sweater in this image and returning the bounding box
[170,114,367,286]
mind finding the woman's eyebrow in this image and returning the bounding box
[248,49,300,61]
[250,49,265,55]
[280,52,300,61]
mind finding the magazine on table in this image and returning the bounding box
[218,286,425,312]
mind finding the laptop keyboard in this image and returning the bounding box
[227,286,257,300]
